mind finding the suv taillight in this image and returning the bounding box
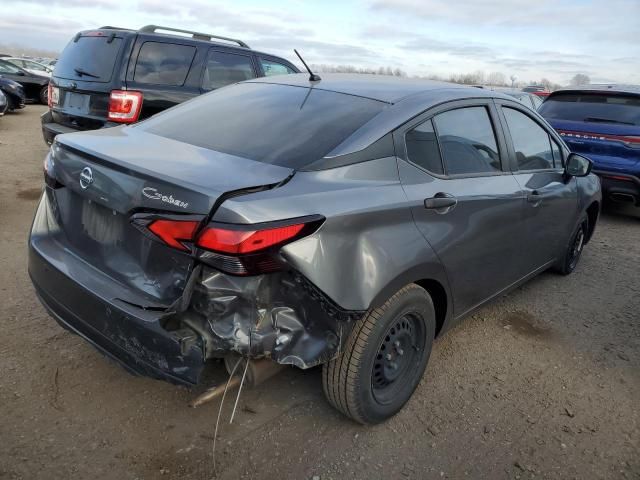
[108,90,143,123]
[144,216,324,275]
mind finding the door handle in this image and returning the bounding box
[527,190,542,205]
[424,193,457,210]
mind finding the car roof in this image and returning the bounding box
[551,84,640,97]
[245,74,519,160]
[248,73,502,104]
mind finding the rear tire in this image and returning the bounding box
[6,96,16,112]
[39,85,48,105]
[555,216,588,275]
[322,284,435,424]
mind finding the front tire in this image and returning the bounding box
[322,284,436,424]
[555,217,588,275]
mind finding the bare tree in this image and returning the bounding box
[311,64,408,77]
[487,71,506,86]
[570,74,590,86]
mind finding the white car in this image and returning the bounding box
[4,58,52,77]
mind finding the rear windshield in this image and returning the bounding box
[539,92,640,126]
[139,82,386,169]
[54,35,123,83]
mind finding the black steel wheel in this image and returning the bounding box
[555,217,588,275]
[322,284,435,424]
[371,312,426,405]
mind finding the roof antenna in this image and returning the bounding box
[294,49,321,82]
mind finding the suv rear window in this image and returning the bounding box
[539,93,640,126]
[54,35,123,83]
[134,42,196,86]
[139,82,386,169]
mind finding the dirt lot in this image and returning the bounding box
[0,106,638,480]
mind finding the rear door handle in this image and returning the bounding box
[527,190,542,205]
[424,193,457,210]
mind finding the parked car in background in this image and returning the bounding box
[539,85,640,207]
[0,90,8,116]
[41,25,299,144]
[30,74,601,424]
[0,59,49,104]
[0,75,27,111]
[493,88,543,110]
[523,85,550,98]
[4,57,52,77]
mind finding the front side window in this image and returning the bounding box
[531,95,543,110]
[259,58,295,77]
[550,137,563,168]
[503,107,555,170]
[26,61,48,72]
[134,42,196,86]
[433,107,501,175]
[202,51,255,91]
[405,119,444,174]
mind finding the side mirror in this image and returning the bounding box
[565,153,593,177]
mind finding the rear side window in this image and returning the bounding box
[503,108,556,170]
[140,82,385,169]
[0,61,22,74]
[54,35,123,83]
[539,93,640,126]
[433,107,501,175]
[405,119,444,174]
[202,51,255,91]
[259,58,296,77]
[134,42,196,86]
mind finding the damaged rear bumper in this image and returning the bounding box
[179,266,364,369]
[29,212,364,385]
[29,241,206,386]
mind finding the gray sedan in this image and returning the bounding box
[29,74,601,424]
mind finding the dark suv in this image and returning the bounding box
[41,25,299,144]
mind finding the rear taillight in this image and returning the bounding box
[142,216,323,275]
[196,223,306,254]
[148,219,199,252]
[108,90,143,123]
[624,136,640,149]
[47,83,52,108]
[196,218,323,275]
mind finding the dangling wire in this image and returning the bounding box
[212,357,243,476]
[230,358,250,424]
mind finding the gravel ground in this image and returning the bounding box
[0,106,638,480]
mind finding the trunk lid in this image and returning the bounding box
[49,126,293,305]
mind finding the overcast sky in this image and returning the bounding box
[1,0,638,85]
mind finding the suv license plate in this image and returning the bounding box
[65,92,89,112]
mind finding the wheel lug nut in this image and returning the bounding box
[389,361,397,370]
[385,353,392,361]
[397,348,404,356]
[394,340,400,347]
